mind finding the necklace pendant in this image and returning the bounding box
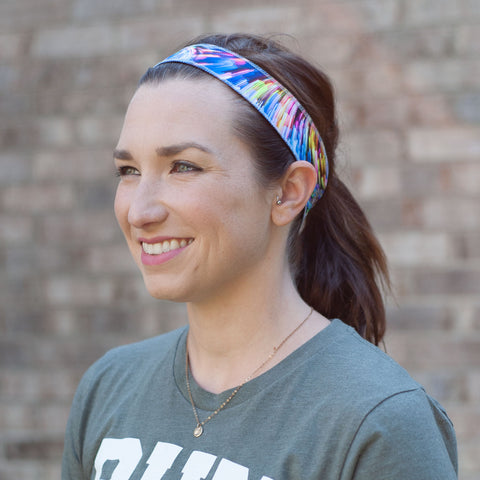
[193,424,203,437]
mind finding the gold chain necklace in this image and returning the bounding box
[185,307,314,437]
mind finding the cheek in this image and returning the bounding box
[114,186,129,233]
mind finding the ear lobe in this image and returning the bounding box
[271,161,317,226]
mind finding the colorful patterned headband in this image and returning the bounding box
[155,44,329,214]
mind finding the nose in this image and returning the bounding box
[127,178,169,229]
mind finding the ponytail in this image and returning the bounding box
[292,176,389,345]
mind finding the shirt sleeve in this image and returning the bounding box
[61,364,96,480]
[340,388,458,480]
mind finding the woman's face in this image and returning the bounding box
[114,79,275,303]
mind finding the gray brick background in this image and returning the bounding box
[0,0,479,478]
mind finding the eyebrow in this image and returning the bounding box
[156,142,213,157]
[113,142,213,161]
[113,148,133,160]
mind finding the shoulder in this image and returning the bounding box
[315,320,420,400]
[75,326,187,401]
[313,321,457,477]
[340,389,458,478]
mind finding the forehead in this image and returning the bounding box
[119,78,239,148]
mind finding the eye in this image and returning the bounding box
[115,166,140,177]
[170,161,201,173]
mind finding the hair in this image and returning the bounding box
[139,33,390,345]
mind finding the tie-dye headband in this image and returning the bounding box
[155,44,329,214]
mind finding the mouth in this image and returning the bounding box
[141,238,193,255]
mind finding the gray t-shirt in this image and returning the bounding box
[62,319,457,479]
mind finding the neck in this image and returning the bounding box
[185,270,329,393]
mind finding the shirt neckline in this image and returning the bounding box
[173,318,347,412]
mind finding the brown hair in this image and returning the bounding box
[140,33,390,345]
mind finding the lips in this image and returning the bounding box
[141,238,193,255]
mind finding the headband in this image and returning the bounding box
[155,44,329,214]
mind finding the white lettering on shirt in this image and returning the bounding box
[94,438,275,480]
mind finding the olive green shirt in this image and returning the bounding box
[62,319,457,479]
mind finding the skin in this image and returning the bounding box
[114,79,330,393]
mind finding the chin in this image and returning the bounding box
[143,278,191,303]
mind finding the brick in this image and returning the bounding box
[1,184,75,213]
[4,246,37,278]
[386,303,451,330]
[0,33,27,60]
[44,275,115,307]
[74,182,116,211]
[407,94,454,126]
[35,116,74,148]
[381,27,457,59]
[300,2,365,34]
[0,0,69,31]
[0,91,33,116]
[0,370,78,402]
[408,127,480,162]
[463,0,480,16]
[341,130,403,165]
[403,0,462,27]
[0,403,36,431]
[405,59,480,92]
[0,309,47,336]
[86,244,137,274]
[5,438,63,460]
[467,372,480,403]
[44,299,185,339]
[446,162,480,195]
[447,405,480,440]
[452,93,480,123]
[75,115,124,147]
[35,403,72,434]
[0,215,33,245]
[459,441,480,475]
[339,96,409,130]
[453,232,480,260]
[446,302,478,332]
[379,232,454,266]
[39,309,78,336]
[410,268,480,296]
[0,462,38,480]
[351,166,401,199]
[0,64,21,93]
[401,162,480,197]
[0,276,43,320]
[31,17,204,59]
[455,25,480,55]
[31,24,121,58]
[358,198,403,232]
[33,148,115,181]
[417,197,480,230]
[412,371,468,403]
[38,212,119,245]
[211,5,304,35]
[71,0,159,21]
[386,331,480,371]
[349,64,404,98]
[300,34,359,67]
[347,0,400,30]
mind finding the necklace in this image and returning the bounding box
[185,307,314,437]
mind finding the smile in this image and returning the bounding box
[142,238,193,255]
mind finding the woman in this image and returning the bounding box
[62,33,457,479]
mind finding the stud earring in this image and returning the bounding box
[275,195,282,205]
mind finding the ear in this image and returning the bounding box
[271,161,317,226]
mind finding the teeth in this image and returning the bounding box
[142,238,192,255]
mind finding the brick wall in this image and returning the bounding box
[0,0,479,478]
